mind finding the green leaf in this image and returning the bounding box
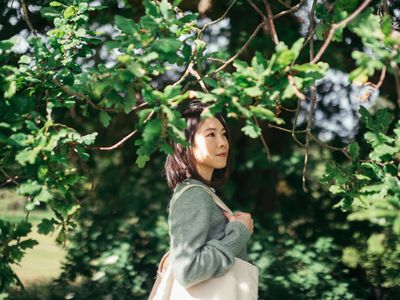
[50,1,65,7]
[393,216,400,234]
[143,119,162,143]
[4,80,16,99]
[115,15,136,34]
[129,62,146,78]
[370,144,398,160]
[249,106,276,122]
[241,121,261,139]
[63,6,76,19]
[136,155,150,168]
[376,109,392,134]
[342,247,360,268]
[244,86,263,98]
[160,143,173,154]
[81,132,98,145]
[329,184,345,194]
[18,239,39,250]
[347,142,360,159]
[143,0,159,16]
[100,111,111,128]
[34,186,53,203]
[290,38,304,62]
[160,0,172,19]
[367,233,385,255]
[152,38,181,54]
[359,106,374,130]
[38,219,56,235]
[17,180,42,196]
[13,221,32,238]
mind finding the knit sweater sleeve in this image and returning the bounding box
[168,186,251,288]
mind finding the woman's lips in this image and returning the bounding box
[216,153,227,157]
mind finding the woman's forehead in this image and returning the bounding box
[198,117,225,131]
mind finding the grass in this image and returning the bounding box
[1,188,67,286]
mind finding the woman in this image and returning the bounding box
[162,100,256,293]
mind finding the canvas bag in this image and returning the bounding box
[148,183,259,300]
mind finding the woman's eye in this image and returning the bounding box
[207,133,215,137]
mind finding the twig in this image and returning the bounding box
[302,9,318,193]
[20,0,37,36]
[174,1,237,89]
[297,0,318,56]
[198,0,237,40]
[207,21,267,76]
[0,168,20,187]
[311,0,372,63]
[276,0,291,9]
[361,66,387,101]
[292,98,306,147]
[288,74,306,100]
[172,61,194,88]
[268,124,307,134]
[207,57,226,64]
[246,0,267,20]
[309,133,352,160]
[391,62,400,109]
[273,0,306,19]
[53,78,116,112]
[91,110,155,150]
[253,117,271,160]
[189,65,209,92]
[302,86,317,192]
[278,105,297,112]
[263,0,279,45]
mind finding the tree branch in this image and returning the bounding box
[311,0,372,64]
[288,74,306,100]
[246,0,267,20]
[91,110,155,151]
[0,168,20,187]
[268,124,307,134]
[309,133,352,160]
[207,20,267,76]
[253,117,271,160]
[263,0,279,45]
[20,0,37,36]
[198,0,237,40]
[391,62,400,109]
[292,98,306,147]
[53,78,116,112]
[189,64,209,92]
[273,0,306,19]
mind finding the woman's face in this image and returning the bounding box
[192,117,229,181]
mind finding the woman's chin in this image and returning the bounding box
[214,163,227,169]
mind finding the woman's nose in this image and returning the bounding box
[218,135,228,148]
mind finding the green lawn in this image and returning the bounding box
[1,188,67,286]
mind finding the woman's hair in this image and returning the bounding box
[164,100,231,191]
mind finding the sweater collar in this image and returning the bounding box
[175,178,215,193]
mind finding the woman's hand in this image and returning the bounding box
[223,211,254,234]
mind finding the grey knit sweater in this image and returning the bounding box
[168,178,251,288]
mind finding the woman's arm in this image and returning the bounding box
[168,186,251,288]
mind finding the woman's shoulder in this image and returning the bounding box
[170,179,215,211]
[174,178,214,194]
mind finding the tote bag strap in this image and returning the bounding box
[158,184,234,281]
[170,184,234,215]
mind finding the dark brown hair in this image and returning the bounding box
[164,100,231,191]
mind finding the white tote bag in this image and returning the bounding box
[148,184,259,300]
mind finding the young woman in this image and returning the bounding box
[163,100,255,291]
